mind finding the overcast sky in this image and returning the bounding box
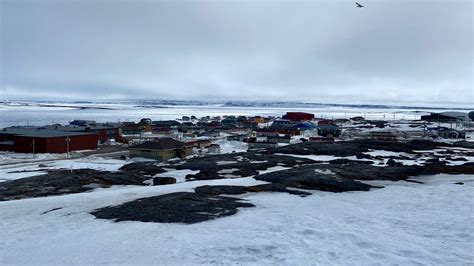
[1,0,472,106]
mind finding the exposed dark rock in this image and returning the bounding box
[454,182,464,185]
[231,168,260,177]
[195,184,311,197]
[255,165,371,192]
[38,164,48,168]
[246,184,311,196]
[176,152,316,180]
[152,177,176,186]
[323,161,474,181]
[0,169,147,201]
[119,162,166,176]
[356,153,373,160]
[426,162,474,175]
[266,142,369,157]
[329,159,374,165]
[90,192,254,224]
[386,158,403,167]
[447,157,468,161]
[324,163,435,181]
[405,180,424,184]
[195,185,248,195]
[425,158,440,163]
[185,170,223,181]
[41,207,63,214]
[265,139,447,157]
[453,141,474,149]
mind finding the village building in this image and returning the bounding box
[42,124,122,143]
[258,127,300,136]
[0,127,98,153]
[129,138,192,161]
[350,116,365,122]
[121,122,152,135]
[317,124,341,137]
[282,112,315,121]
[309,136,335,143]
[198,130,220,138]
[186,138,213,149]
[370,131,397,141]
[152,120,181,128]
[436,127,466,139]
[70,120,96,126]
[294,121,317,131]
[248,141,279,149]
[421,112,471,123]
[140,118,153,125]
[267,134,292,143]
[227,134,250,142]
[207,144,221,153]
[253,116,265,123]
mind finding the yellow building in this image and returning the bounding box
[129,138,192,161]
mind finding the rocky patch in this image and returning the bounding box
[91,192,254,224]
[265,139,467,157]
[175,152,316,181]
[255,165,372,192]
[152,177,176,186]
[0,169,147,201]
[195,184,311,197]
[119,162,166,176]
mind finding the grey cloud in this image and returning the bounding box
[1,0,472,106]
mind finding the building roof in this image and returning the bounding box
[0,127,95,138]
[295,122,317,129]
[41,124,118,132]
[424,112,470,121]
[439,112,470,120]
[285,112,314,115]
[130,138,187,150]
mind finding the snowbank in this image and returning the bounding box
[0,174,472,264]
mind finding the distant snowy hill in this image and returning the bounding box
[1,100,470,111]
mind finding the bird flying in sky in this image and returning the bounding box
[356,2,364,8]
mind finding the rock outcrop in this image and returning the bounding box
[91,192,254,224]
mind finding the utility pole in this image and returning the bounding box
[32,139,35,158]
[66,127,70,158]
[66,136,70,158]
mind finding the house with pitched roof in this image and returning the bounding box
[128,138,192,161]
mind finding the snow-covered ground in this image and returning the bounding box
[0,174,472,265]
[213,139,248,153]
[0,152,69,165]
[1,140,473,264]
[0,156,129,182]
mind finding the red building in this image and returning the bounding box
[0,128,98,153]
[282,112,315,121]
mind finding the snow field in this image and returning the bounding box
[0,174,472,264]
